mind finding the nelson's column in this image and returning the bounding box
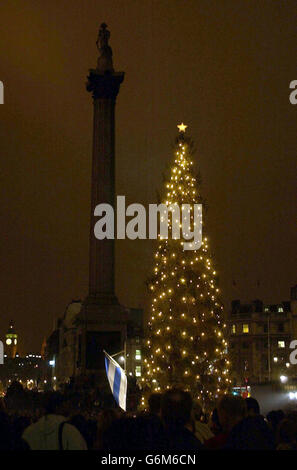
[75,24,127,375]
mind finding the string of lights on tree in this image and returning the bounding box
[142,124,231,408]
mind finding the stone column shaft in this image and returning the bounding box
[86,71,124,304]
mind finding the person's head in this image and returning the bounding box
[161,388,192,428]
[267,409,284,432]
[6,381,24,396]
[276,409,285,422]
[217,394,247,433]
[44,392,71,416]
[192,402,202,419]
[245,397,260,416]
[148,393,162,416]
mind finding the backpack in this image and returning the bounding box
[58,421,67,450]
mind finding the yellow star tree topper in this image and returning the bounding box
[177,122,188,133]
[142,126,231,410]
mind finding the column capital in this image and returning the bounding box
[86,70,124,100]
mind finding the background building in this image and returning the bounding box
[0,320,49,394]
[228,285,297,385]
[125,308,144,379]
[5,320,18,358]
[0,354,49,394]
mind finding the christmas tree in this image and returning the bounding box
[142,124,231,408]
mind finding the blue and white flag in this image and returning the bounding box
[104,350,127,411]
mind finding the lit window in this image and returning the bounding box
[135,366,141,377]
[243,324,249,334]
[278,341,285,348]
[278,306,284,313]
[232,324,236,334]
[135,349,141,360]
[273,357,278,363]
[264,307,269,312]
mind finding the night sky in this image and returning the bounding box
[0,1,296,354]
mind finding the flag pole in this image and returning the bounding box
[103,350,126,374]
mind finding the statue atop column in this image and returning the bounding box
[96,23,114,72]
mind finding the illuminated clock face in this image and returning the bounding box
[14,339,17,345]
[6,338,12,345]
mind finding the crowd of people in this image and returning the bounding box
[0,381,296,451]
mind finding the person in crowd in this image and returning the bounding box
[160,388,203,451]
[11,415,31,450]
[0,411,12,450]
[100,416,133,451]
[144,392,164,441]
[225,396,274,449]
[191,402,214,444]
[22,392,87,450]
[1,382,292,452]
[101,413,165,452]
[208,407,222,436]
[135,413,165,451]
[95,409,119,450]
[205,394,247,449]
[267,409,285,443]
[0,398,6,413]
[277,412,297,450]
[69,414,96,450]
[5,381,28,412]
[148,392,162,416]
[245,397,260,416]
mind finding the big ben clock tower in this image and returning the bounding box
[5,320,18,358]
